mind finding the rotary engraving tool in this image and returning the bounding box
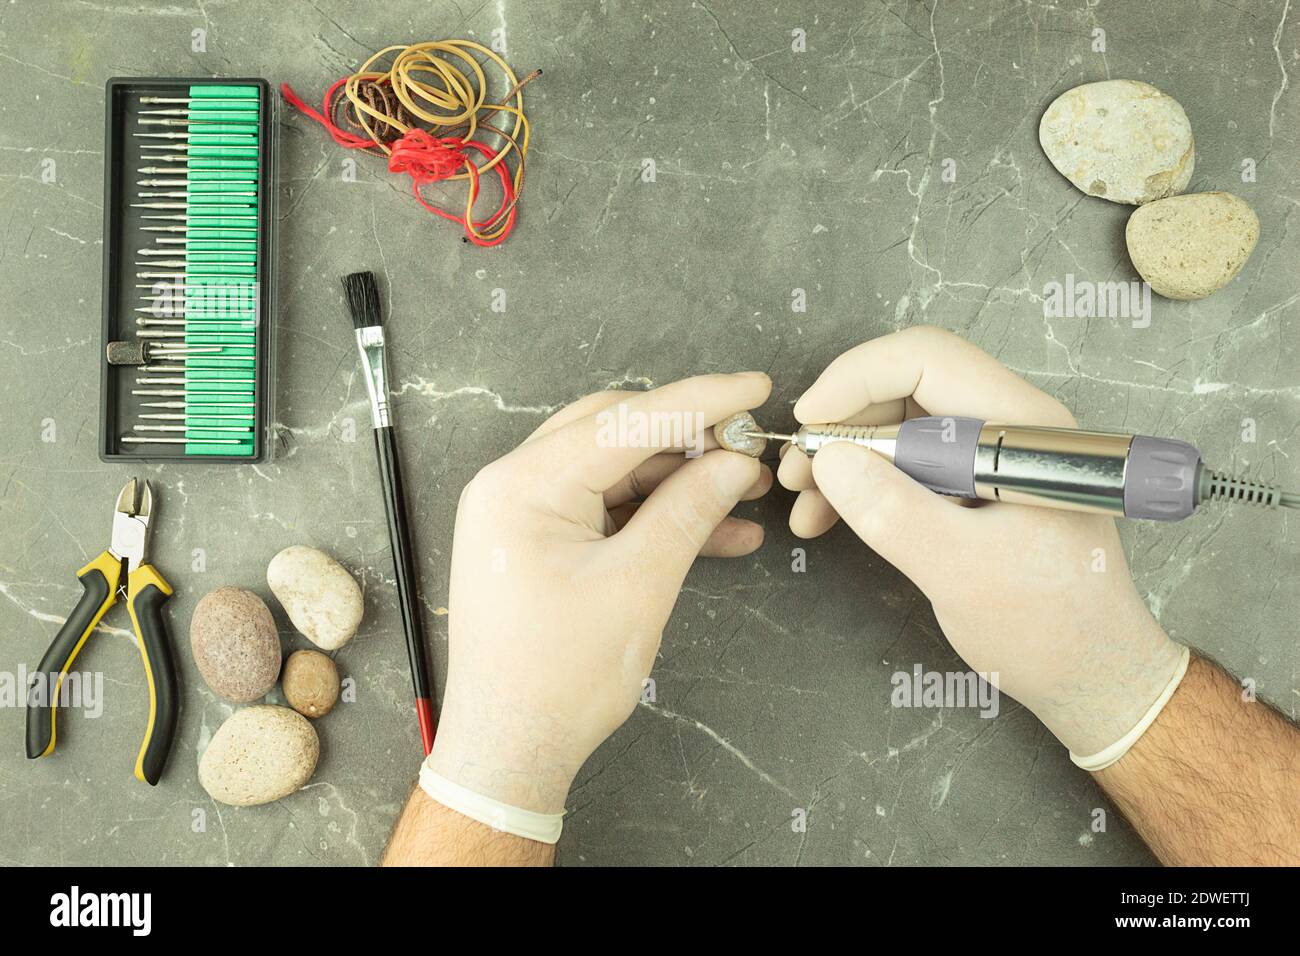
[746,417,1299,521]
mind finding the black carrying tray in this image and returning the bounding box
[99,76,277,463]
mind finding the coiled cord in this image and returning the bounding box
[1197,470,1300,509]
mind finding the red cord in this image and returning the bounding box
[281,81,518,247]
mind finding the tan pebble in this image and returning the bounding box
[282,649,341,718]
[198,705,319,807]
[714,411,767,458]
[1125,192,1259,300]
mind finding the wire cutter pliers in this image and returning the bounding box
[25,478,179,785]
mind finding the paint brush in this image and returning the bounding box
[342,271,437,755]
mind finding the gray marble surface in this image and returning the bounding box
[2,0,1297,866]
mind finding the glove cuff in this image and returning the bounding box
[419,759,565,845]
[1069,644,1191,772]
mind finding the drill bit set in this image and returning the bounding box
[99,78,276,461]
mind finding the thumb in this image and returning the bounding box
[618,449,760,579]
[811,441,974,588]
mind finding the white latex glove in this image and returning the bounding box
[778,326,1185,758]
[428,373,773,813]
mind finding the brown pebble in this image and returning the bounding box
[281,649,341,718]
[190,586,281,703]
[713,411,767,458]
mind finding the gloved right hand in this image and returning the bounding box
[779,326,1186,760]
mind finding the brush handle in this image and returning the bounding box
[374,424,436,754]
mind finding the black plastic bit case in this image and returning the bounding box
[98,76,278,463]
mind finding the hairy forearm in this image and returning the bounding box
[1096,655,1300,866]
[381,785,556,867]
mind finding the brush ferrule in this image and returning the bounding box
[355,325,392,428]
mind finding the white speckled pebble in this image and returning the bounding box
[198,705,319,807]
[1126,192,1259,300]
[267,545,363,651]
[1039,79,1194,205]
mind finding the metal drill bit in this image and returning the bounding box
[136,329,255,339]
[139,166,248,174]
[140,142,258,151]
[140,225,256,233]
[133,389,253,397]
[743,430,796,442]
[140,401,256,409]
[139,214,257,221]
[133,202,256,210]
[134,132,258,140]
[136,282,255,289]
[139,97,258,105]
[137,249,259,258]
[138,117,257,127]
[137,271,257,279]
[139,108,257,116]
[139,412,256,420]
[135,306,257,315]
[137,193,258,201]
[133,424,253,433]
[137,377,254,385]
[137,179,256,187]
[135,258,256,267]
[153,237,257,245]
[121,435,243,444]
[137,192,256,199]
[137,318,255,327]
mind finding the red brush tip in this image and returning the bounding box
[416,698,436,756]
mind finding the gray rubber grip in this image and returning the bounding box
[1123,436,1201,520]
[895,416,983,498]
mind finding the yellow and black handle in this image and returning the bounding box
[25,551,120,762]
[126,565,177,785]
[25,553,178,785]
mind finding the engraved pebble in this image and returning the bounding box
[714,411,766,458]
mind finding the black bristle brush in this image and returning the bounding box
[342,271,436,754]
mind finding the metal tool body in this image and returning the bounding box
[751,417,1293,521]
[25,479,178,784]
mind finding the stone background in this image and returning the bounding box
[1,0,1296,866]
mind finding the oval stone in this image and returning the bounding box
[1040,79,1194,204]
[199,705,320,806]
[1126,192,1259,300]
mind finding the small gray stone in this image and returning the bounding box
[267,545,364,651]
[190,586,281,703]
[1039,79,1194,204]
[1126,192,1260,300]
[198,705,320,807]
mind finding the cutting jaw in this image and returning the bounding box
[110,478,154,572]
